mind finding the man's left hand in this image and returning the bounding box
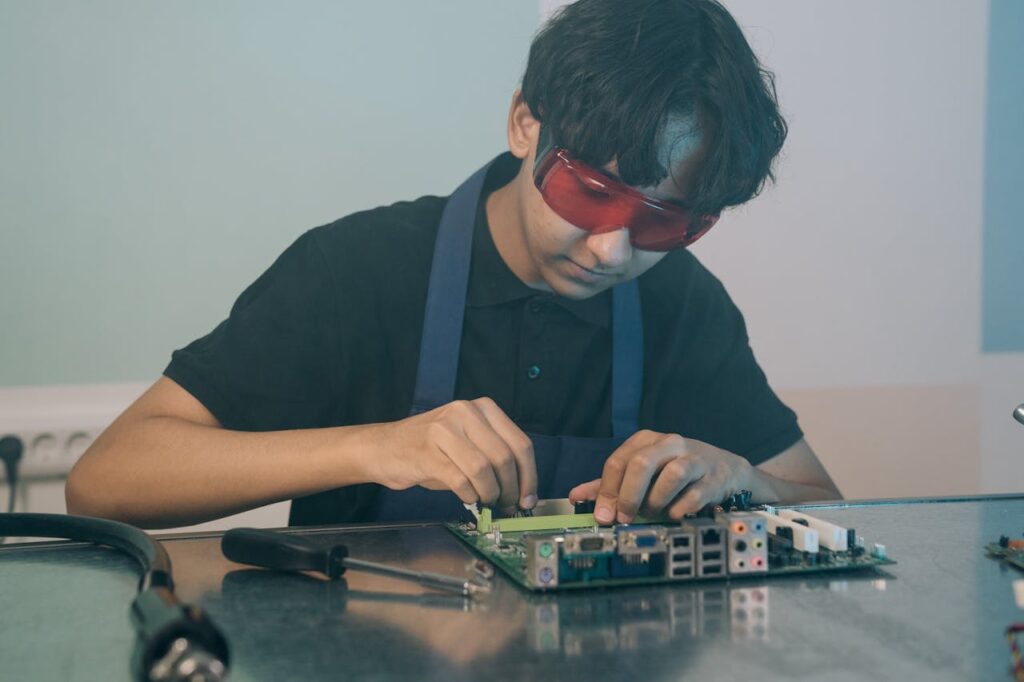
[568,430,755,524]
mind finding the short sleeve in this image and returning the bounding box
[164,230,338,432]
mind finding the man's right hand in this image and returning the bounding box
[367,397,538,510]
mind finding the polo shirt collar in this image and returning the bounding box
[464,153,611,328]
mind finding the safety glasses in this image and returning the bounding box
[532,133,719,252]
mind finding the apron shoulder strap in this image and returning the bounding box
[409,161,493,415]
[611,279,643,438]
[410,156,644,437]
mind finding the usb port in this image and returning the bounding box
[702,550,722,561]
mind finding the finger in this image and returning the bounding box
[421,459,478,504]
[459,402,520,508]
[666,477,721,520]
[435,427,502,507]
[473,397,537,509]
[568,479,601,504]
[615,447,679,523]
[593,436,652,525]
[643,457,705,515]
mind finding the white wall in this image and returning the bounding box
[697,1,986,390]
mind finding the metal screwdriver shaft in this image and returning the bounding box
[221,528,487,598]
[341,557,483,596]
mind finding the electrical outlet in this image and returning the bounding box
[0,426,106,480]
[0,382,148,483]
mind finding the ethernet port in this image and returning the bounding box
[701,528,722,545]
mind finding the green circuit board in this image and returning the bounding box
[986,542,1024,571]
[447,501,895,592]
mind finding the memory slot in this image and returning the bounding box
[777,509,849,551]
[752,511,819,553]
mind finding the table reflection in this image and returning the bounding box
[526,583,771,655]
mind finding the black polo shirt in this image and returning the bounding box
[165,153,803,526]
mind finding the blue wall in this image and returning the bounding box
[982,0,1024,352]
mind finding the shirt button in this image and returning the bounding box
[528,301,543,314]
[527,365,541,380]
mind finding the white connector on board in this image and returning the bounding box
[777,509,849,552]
[753,510,819,553]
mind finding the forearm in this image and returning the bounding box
[746,467,842,505]
[66,416,384,529]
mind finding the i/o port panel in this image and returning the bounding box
[682,519,727,577]
[525,535,561,588]
[716,511,768,574]
[665,530,695,579]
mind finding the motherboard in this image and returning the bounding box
[447,499,894,591]
[987,535,1024,571]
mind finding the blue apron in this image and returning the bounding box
[367,158,644,522]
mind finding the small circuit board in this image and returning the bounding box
[986,536,1024,571]
[446,499,895,591]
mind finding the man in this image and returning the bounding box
[66,0,840,529]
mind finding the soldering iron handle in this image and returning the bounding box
[221,528,348,579]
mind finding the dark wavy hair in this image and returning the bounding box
[521,0,787,216]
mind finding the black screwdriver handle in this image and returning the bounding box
[221,528,348,579]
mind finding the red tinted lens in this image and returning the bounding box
[628,207,718,250]
[534,148,715,251]
[537,155,634,230]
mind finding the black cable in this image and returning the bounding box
[0,512,172,590]
[0,435,24,515]
[0,513,229,680]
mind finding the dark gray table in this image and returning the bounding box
[2,495,1023,681]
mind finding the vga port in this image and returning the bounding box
[617,528,667,554]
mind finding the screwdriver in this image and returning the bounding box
[221,528,488,598]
